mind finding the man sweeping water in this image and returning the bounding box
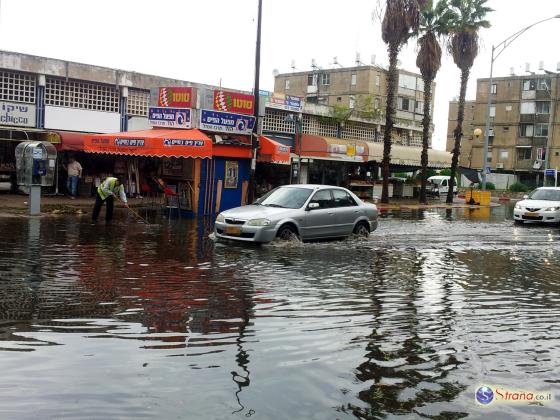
[92,176,128,224]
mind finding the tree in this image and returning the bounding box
[415,0,453,203]
[380,0,427,203]
[446,0,492,204]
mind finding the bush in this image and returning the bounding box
[509,182,529,192]
[485,182,496,190]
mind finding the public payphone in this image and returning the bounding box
[15,141,57,215]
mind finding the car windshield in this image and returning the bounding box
[430,179,443,185]
[256,187,313,209]
[528,189,560,201]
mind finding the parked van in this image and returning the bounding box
[428,175,457,197]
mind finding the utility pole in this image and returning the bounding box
[248,0,263,204]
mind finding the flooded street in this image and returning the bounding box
[0,205,559,419]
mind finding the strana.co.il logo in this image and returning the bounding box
[476,386,494,405]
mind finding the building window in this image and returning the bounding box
[318,96,328,105]
[535,123,549,137]
[517,148,532,161]
[45,77,119,112]
[349,96,355,109]
[519,124,534,137]
[520,102,535,114]
[397,96,413,112]
[285,79,290,90]
[336,97,342,103]
[351,73,357,86]
[500,150,508,160]
[0,71,36,104]
[415,101,424,114]
[537,78,551,91]
[523,79,536,91]
[307,74,317,86]
[375,74,380,87]
[506,105,512,111]
[374,97,380,109]
[491,84,497,94]
[489,105,496,117]
[398,74,416,89]
[126,89,150,117]
[321,73,330,86]
[503,126,509,131]
[536,101,550,114]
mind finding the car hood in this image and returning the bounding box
[518,199,560,208]
[221,205,296,220]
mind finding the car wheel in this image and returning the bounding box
[276,224,298,241]
[353,222,370,237]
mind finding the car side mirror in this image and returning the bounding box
[307,202,320,210]
[523,195,528,199]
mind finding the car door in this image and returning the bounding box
[302,189,335,239]
[332,189,361,236]
[441,179,448,195]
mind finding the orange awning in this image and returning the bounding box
[298,134,368,162]
[84,129,212,158]
[55,131,86,151]
[258,136,291,165]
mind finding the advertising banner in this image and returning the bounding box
[148,107,192,129]
[157,87,194,108]
[262,92,303,112]
[213,90,254,115]
[200,109,256,135]
[0,101,36,127]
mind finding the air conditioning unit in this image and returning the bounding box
[496,163,504,169]
[533,160,542,169]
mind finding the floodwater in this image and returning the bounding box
[0,205,559,419]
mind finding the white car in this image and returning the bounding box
[513,187,560,224]
[427,176,457,197]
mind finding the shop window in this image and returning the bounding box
[0,71,36,104]
[517,148,532,161]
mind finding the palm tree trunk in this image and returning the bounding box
[381,43,399,203]
[419,76,433,204]
[446,68,470,204]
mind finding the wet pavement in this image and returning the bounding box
[0,204,559,419]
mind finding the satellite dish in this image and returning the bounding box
[272,69,279,77]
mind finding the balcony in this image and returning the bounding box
[515,159,534,170]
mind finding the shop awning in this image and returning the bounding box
[298,134,369,162]
[366,142,451,168]
[56,131,86,151]
[258,136,291,165]
[84,128,212,158]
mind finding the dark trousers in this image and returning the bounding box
[92,194,114,222]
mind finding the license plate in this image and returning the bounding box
[225,226,242,236]
[525,212,539,217]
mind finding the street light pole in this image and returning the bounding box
[544,72,558,185]
[481,14,560,190]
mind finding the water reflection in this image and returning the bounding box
[0,206,559,419]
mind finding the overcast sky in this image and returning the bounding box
[0,0,559,150]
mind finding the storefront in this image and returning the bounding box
[255,135,291,195]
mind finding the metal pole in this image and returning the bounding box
[481,46,495,190]
[248,0,263,204]
[544,73,557,186]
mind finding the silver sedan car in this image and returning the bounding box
[214,185,378,243]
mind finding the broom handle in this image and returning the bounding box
[116,196,149,224]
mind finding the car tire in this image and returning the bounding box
[276,224,298,241]
[353,221,370,237]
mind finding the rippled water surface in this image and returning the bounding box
[0,205,559,419]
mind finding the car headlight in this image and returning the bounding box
[515,203,522,210]
[247,218,271,226]
[544,207,560,211]
[216,213,225,223]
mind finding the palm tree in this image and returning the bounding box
[380,0,427,203]
[415,0,453,204]
[446,0,492,204]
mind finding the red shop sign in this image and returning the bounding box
[213,90,254,115]
[158,87,194,108]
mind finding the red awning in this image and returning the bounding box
[84,128,212,158]
[258,136,291,165]
[213,144,253,159]
[55,131,86,151]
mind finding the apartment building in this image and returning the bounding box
[447,72,560,186]
[274,64,434,148]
